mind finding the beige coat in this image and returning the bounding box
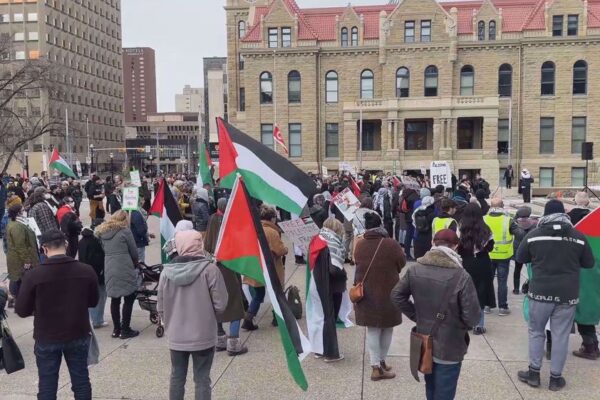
[243,220,288,288]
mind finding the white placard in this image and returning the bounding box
[430,161,452,188]
[338,162,357,177]
[144,145,151,153]
[332,187,360,222]
[278,218,320,253]
[122,187,139,211]
[321,166,328,177]
[130,170,142,187]
[75,160,82,178]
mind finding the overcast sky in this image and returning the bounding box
[122,0,390,112]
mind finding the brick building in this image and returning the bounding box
[123,47,157,123]
[225,0,600,188]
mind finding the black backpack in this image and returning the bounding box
[284,285,302,320]
[414,209,431,233]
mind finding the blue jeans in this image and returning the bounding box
[404,222,415,259]
[491,260,510,309]
[425,362,462,400]
[89,284,107,327]
[34,336,91,400]
[248,286,266,316]
[137,247,146,264]
[230,320,241,337]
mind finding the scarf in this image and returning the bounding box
[431,245,463,268]
[521,171,531,179]
[320,227,345,269]
[374,187,391,214]
[538,213,573,227]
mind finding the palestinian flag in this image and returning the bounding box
[348,175,361,197]
[574,208,600,325]
[215,176,310,390]
[49,149,77,178]
[217,117,315,215]
[196,141,213,189]
[149,178,182,263]
[306,236,353,358]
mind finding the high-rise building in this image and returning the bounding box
[123,47,157,123]
[203,57,227,155]
[175,84,204,114]
[0,0,125,174]
[225,0,600,188]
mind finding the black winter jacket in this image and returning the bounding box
[78,228,105,285]
[568,208,591,226]
[516,215,595,305]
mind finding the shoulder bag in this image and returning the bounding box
[409,271,461,382]
[349,239,383,304]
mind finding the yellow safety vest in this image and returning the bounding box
[432,217,456,235]
[484,214,514,260]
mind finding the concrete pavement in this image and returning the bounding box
[1,199,599,399]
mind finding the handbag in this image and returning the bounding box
[87,322,100,366]
[409,272,461,382]
[1,315,25,374]
[349,239,383,303]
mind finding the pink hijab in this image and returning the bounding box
[174,220,204,257]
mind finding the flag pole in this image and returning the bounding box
[273,49,277,153]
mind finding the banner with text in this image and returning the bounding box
[430,161,452,188]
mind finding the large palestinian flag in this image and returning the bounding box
[49,149,77,178]
[574,208,600,325]
[215,176,310,390]
[306,235,353,358]
[196,141,213,189]
[149,178,182,263]
[217,118,316,215]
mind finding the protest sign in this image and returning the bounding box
[75,160,82,177]
[338,162,357,177]
[430,161,452,188]
[321,166,328,177]
[332,187,360,222]
[122,187,140,211]
[130,170,142,187]
[278,218,320,253]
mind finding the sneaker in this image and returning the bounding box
[314,353,323,359]
[120,329,140,339]
[473,326,487,335]
[549,376,566,391]
[371,366,396,381]
[324,354,345,363]
[499,308,511,316]
[111,330,121,338]
[216,334,227,352]
[93,322,109,329]
[484,306,491,314]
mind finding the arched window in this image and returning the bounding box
[573,60,587,95]
[460,65,474,95]
[360,69,374,99]
[341,27,348,47]
[351,26,358,46]
[498,64,512,97]
[478,21,485,41]
[326,71,338,103]
[259,71,273,104]
[489,20,496,40]
[396,67,409,98]
[287,70,301,103]
[424,65,438,97]
[238,20,246,39]
[541,61,555,95]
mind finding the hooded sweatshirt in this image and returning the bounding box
[157,255,228,351]
[516,213,595,305]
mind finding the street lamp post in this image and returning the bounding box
[110,152,114,180]
[24,150,29,178]
[89,144,94,174]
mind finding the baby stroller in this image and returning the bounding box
[136,262,164,338]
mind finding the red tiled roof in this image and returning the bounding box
[241,0,600,43]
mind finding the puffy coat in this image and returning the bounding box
[6,220,40,281]
[96,219,139,298]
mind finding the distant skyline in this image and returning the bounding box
[122,0,394,112]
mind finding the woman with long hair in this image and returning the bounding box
[457,203,495,334]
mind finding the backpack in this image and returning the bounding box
[284,285,302,320]
[414,210,430,233]
[401,198,410,214]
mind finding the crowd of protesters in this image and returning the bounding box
[0,166,598,400]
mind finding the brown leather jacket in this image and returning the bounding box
[391,248,481,362]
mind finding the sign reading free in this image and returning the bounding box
[430,161,452,188]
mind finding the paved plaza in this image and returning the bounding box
[1,198,600,400]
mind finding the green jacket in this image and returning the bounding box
[6,220,40,280]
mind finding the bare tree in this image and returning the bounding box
[0,35,68,174]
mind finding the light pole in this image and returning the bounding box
[109,152,114,180]
[89,144,94,174]
[24,150,29,178]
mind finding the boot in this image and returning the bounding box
[111,323,121,338]
[241,312,258,331]
[370,366,395,381]
[227,337,248,356]
[517,367,540,388]
[120,328,139,339]
[573,342,598,360]
[594,341,600,358]
[380,361,392,372]
[216,334,227,352]
[549,375,566,391]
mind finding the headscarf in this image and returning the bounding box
[196,188,209,203]
[521,169,531,179]
[319,227,345,268]
[175,230,205,258]
[420,188,431,199]
[174,220,194,233]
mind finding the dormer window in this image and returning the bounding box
[268,28,278,48]
[478,21,485,41]
[281,27,291,47]
[552,15,563,36]
[341,27,348,47]
[567,15,578,36]
[489,20,496,40]
[351,26,358,46]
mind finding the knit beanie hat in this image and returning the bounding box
[516,206,532,219]
[433,229,460,247]
[544,199,565,216]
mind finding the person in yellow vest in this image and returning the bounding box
[484,198,514,316]
[432,198,458,236]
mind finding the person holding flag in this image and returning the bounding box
[49,148,78,179]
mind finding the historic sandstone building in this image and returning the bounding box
[225,0,600,188]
